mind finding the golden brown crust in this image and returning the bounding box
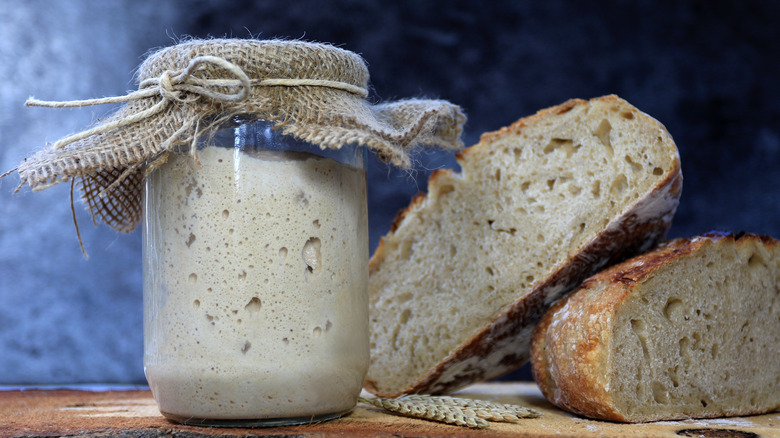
[579,231,778,289]
[389,192,427,234]
[532,271,632,421]
[531,231,780,422]
[529,292,564,407]
[369,192,429,275]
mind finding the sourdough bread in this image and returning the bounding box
[366,95,683,397]
[531,232,780,422]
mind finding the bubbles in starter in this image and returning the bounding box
[302,237,321,273]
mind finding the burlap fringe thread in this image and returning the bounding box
[3,39,465,251]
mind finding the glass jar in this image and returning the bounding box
[142,117,369,426]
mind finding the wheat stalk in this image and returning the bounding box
[359,394,541,429]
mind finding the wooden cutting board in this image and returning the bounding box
[0,382,776,437]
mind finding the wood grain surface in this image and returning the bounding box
[0,383,776,437]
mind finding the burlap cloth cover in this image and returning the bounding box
[9,39,465,233]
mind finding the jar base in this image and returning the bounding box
[160,408,353,428]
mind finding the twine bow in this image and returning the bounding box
[25,55,369,151]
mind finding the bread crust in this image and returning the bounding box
[531,232,780,422]
[366,95,683,397]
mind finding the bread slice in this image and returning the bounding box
[366,95,683,397]
[531,232,780,422]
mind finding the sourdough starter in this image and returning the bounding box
[143,145,369,421]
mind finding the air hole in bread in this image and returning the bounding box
[622,111,635,120]
[591,180,601,198]
[486,266,495,276]
[547,178,556,190]
[631,319,650,363]
[652,167,664,176]
[663,298,684,321]
[396,292,413,304]
[400,239,414,260]
[399,308,412,324]
[611,174,628,196]
[543,138,580,158]
[669,366,680,387]
[651,381,669,404]
[747,252,766,270]
[679,337,691,364]
[569,185,582,196]
[593,119,614,156]
[625,155,643,173]
[439,184,455,196]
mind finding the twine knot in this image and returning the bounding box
[156,70,185,103]
[139,55,252,104]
